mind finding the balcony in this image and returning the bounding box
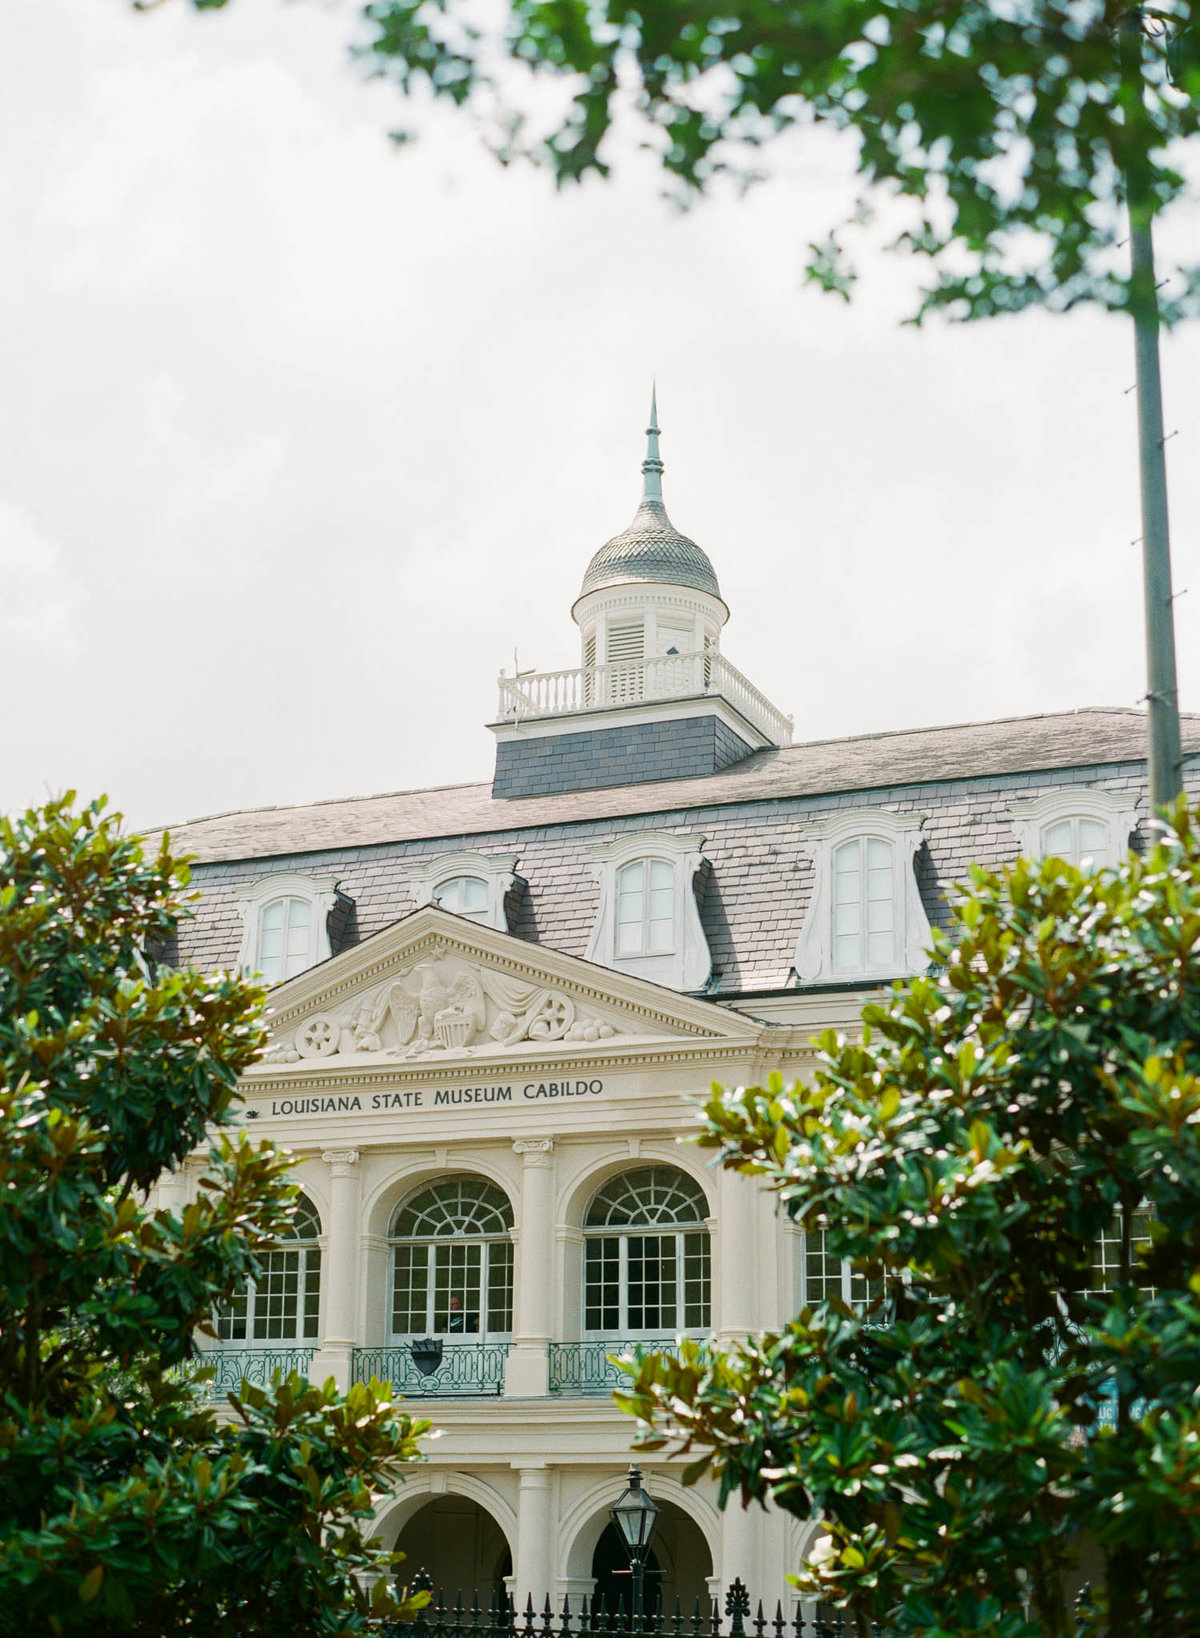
[496,651,792,749]
[199,1346,317,1397]
[548,1339,677,1396]
[351,1344,509,1397]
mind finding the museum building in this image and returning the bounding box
[155,397,1200,1610]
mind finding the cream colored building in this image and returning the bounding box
[158,398,1193,1609]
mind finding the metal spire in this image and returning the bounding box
[641,384,663,502]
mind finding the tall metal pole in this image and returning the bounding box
[631,1557,644,1620]
[1124,12,1184,822]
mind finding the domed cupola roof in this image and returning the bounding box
[579,390,722,601]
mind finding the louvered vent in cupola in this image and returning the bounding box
[606,620,644,663]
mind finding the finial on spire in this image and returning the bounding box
[641,383,663,502]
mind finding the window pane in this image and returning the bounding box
[391,1243,429,1334]
[648,859,673,891]
[1042,819,1073,857]
[1079,819,1108,863]
[287,898,311,930]
[434,876,490,919]
[585,1237,619,1331]
[682,1231,710,1329]
[866,838,891,870]
[867,930,894,965]
[252,1247,300,1341]
[628,1233,676,1331]
[866,897,893,934]
[833,933,860,971]
[302,1247,321,1339]
[803,1229,842,1303]
[833,903,861,936]
[217,1288,248,1341]
[434,1242,483,1333]
[260,901,284,931]
[486,1239,513,1333]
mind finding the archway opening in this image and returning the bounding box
[589,1500,712,1616]
[395,1495,512,1605]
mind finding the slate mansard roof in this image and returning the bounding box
[160,708,1200,999]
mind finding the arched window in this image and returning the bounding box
[389,1177,514,1339]
[616,859,675,957]
[432,876,490,921]
[1040,816,1110,868]
[799,1228,878,1313]
[831,835,896,975]
[218,1194,322,1343]
[258,896,314,984]
[584,1167,710,1337]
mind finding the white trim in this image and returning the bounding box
[585,832,712,992]
[404,850,519,932]
[235,872,339,983]
[489,694,768,748]
[1008,788,1140,868]
[793,809,931,986]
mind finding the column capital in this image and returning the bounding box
[322,1148,360,1173]
[513,1138,554,1159]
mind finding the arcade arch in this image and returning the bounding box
[562,1478,717,1612]
[379,1480,516,1605]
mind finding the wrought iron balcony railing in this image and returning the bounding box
[352,1343,509,1397]
[199,1346,317,1397]
[548,1339,679,1396]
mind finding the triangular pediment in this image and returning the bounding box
[249,905,761,1074]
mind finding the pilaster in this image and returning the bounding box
[505,1138,555,1397]
[312,1148,360,1391]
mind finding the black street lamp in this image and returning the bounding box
[609,1464,660,1618]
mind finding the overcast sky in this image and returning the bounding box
[3,0,1199,833]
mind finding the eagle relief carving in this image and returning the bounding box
[265,946,621,1064]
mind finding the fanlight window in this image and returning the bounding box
[218,1194,321,1343]
[832,836,896,975]
[432,876,490,922]
[800,1228,879,1313]
[257,896,315,985]
[390,1177,514,1339]
[1041,816,1110,869]
[616,859,675,958]
[584,1167,710,1336]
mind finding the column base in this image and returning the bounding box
[310,1343,353,1393]
[504,1342,550,1397]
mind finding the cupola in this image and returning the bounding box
[489,391,791,800]
[572,389,729,675]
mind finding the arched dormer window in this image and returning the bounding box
[616,857,675,957]
[583,1167,710,1338]
[404,852,519,933]
[218,1194,322,1344]
[1008,789,1139,871]
[794,809,931,986]
[235,873,339,985]
[432,875,489,921]
[585,832,711,991]
[389,1177,514,1340]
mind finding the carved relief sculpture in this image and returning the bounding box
[265,947,621,1064]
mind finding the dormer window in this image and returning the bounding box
[236,874,339,985]
[794,809,932,986]
[616,858,675,957]
[1008,789,1139,870]
[586,831,711,991]
[405,851,519,933]
[432,875,490,922]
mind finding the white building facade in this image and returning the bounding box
[157,398,1198,1610]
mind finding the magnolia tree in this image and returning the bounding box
[0,796,427,1637]
[617,805,1200,1638]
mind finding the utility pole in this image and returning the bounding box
[1123,10,1184,822]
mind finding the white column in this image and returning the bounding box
[504,1138,555,1397]
[313,1148,360,1391]
[716,1166,759,1341]
[716,1167,763,1595]
[513,1462,554,1605]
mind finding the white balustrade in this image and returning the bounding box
[496,651,792,747]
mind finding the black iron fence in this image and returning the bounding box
[384,1580,860,1638]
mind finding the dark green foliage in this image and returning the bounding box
[0,796,428,1636]
[174,0,1200,321]
[617,802,1200,1637]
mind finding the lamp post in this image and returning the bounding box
[609,1463,661,1619]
